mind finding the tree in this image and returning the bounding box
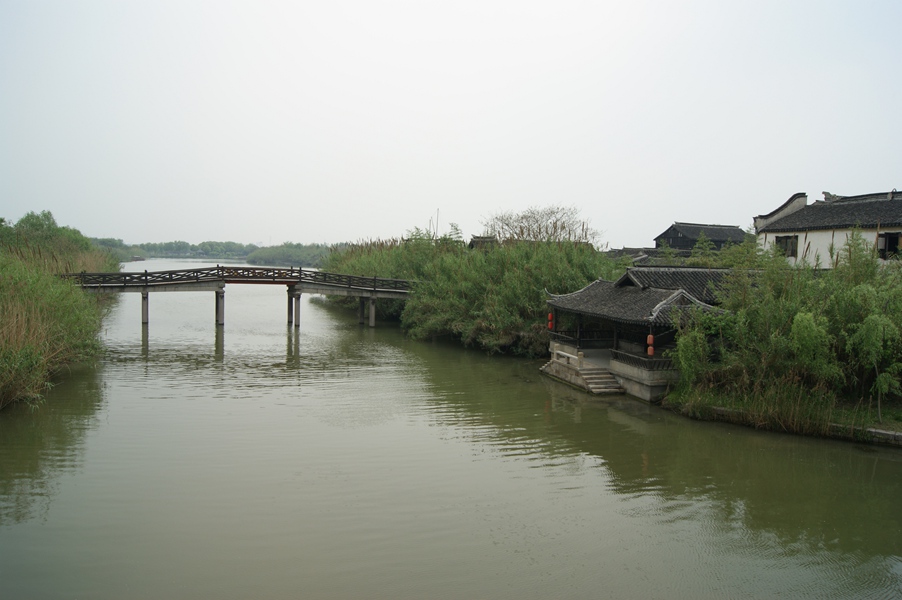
[686,232,716,267]
[480,205,599,245]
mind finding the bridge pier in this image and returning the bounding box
[141,291,149,324]
[358,297,377,326]
[215,289,225,326]
[287,287,301,327]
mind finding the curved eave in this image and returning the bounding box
[548,286,718,327]
[754,192,807,222]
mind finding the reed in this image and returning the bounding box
[324,229,628,355]
[0,212,117,409]
[666,382,876,439]
[670,230,902,433]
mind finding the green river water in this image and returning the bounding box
[1,259,900,599]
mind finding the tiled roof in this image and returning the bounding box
[616,266,729,305]
[655,223,748,244]
[547,279,716,325]
[758,191,902,233]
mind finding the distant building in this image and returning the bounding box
[467,235,498,250]
[654,223,748,251]
[754,190,902,266]
[604,247,690,265]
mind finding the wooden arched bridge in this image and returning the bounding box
[63,266,412,327]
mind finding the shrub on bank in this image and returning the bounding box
[323,228,628,355]
[667,231,902,431]
[0,212,118,409]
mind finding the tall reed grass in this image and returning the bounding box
[668,231,902,433]
[0,213,119,409]
[324,232,629,355]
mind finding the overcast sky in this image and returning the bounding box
[1,1,899,249]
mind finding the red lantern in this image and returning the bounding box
[646,334,654,346]
[647,346,654,356]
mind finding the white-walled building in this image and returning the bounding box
[754,191,902,267]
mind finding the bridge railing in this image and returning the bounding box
[63,266,413,292]
[62,267,223,286]
[301,270,412,291]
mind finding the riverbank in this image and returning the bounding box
[0,211,118,409]
[661,392,902,448]
[541,346,902,448]
[321,222,902,446]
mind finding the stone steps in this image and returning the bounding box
[578,367,625,395]
[540,360,625,395]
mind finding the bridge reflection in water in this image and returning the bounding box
[64,266,412,328]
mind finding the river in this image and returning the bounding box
[1,259,900,599]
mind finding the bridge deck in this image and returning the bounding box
[64,266,412,298]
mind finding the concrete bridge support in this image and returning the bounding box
[141,291,149,324]
[287,287,301,328]
[357,297,377,326]
[215,289,225,326]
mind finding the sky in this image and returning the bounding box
[1,0,899,249]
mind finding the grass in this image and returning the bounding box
[664,384,902,442]
[0,214,119,409]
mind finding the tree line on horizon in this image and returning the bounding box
[90,238,336,268]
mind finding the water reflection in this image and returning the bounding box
[0,365,105,526]
[401,330,902,585]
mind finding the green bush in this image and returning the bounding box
[0,212,115,409]
[324,228,628,355]
[669,230,902,430]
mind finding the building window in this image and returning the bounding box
[774,235,798,258]
[878,232,901,260]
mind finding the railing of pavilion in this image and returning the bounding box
[549,330,616,349]
[609,349,675,371]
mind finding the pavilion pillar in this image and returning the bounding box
[215,289,225,326]
[369,297,376,327]
[577,314,583,349]
[141,291,149,324]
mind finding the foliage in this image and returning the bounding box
[0,212,117,409]
[135,239,259,259]
[91,237,148,262]
[246,242,334,267]
[324,214,628,355]
[685,231,717,267]
[480,205,600,246]
[668,230,902,430]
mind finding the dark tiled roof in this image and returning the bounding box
[759,191,902,233]
[655,222,748,244]
[616,266,729,305]
[547,279,716,325]
[604,247,691,260]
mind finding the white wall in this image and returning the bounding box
[757,228,887,268]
